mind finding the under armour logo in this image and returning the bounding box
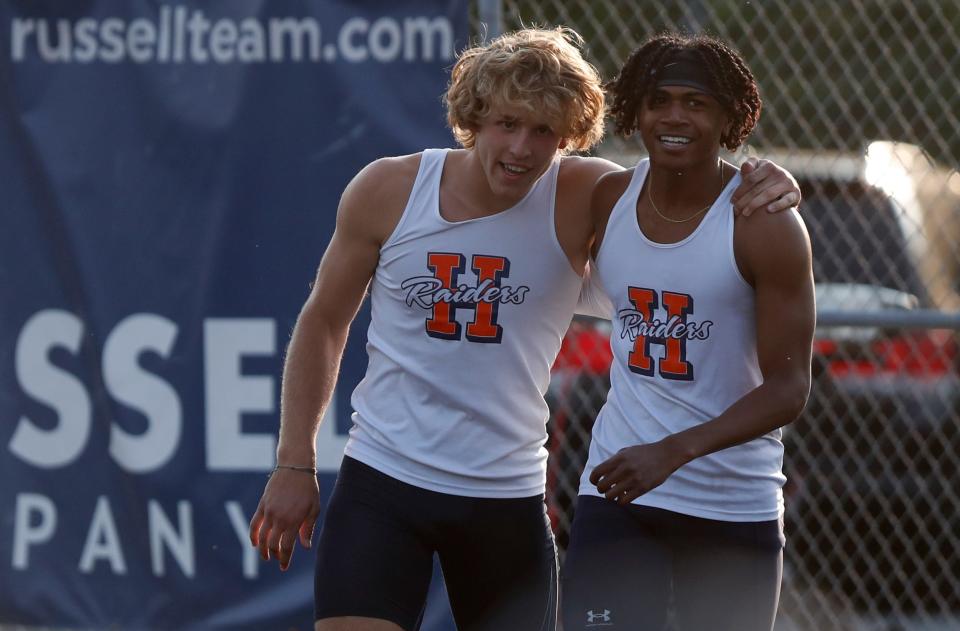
[586,608,612,626]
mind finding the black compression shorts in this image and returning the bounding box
[561,495,784,631]
[314,456,558,631]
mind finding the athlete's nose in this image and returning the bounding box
[663,100,687,124]
[507,129,533,159]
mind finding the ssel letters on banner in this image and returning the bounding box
[0,2,468,629]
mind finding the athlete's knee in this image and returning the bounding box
[315,616,405,631]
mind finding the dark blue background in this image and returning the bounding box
[0,1,467,628]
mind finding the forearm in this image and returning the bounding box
[275,304,349,466]
[662,374,809,467]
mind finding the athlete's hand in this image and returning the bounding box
[248,469,321,571]
[732,157,801,216]
[590,442,683,506]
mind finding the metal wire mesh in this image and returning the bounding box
[471,2,960,628]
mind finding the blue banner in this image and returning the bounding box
[0,1,468,628]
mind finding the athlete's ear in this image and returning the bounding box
[559,138,569,151]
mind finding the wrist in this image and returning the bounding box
[272,463,317,477]
[276,444,316,469]
[660,433,698,470]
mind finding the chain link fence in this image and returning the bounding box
[472,1,960,629]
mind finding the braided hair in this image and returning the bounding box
[608,33,761,150]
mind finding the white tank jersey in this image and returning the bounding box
[580,159,786,521]
[345,149,582,497]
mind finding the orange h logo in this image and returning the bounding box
[625,287,695,380]
[423,252,513,343]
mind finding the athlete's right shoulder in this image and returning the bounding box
[346,153,423,202]
[337,153,421,245]
[338,153,424,244]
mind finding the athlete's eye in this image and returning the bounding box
[648,93,667,107]
[536,125,553,136]
[500,119,517,130]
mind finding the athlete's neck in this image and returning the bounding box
[647,156,726,212]
[440,149,544,221]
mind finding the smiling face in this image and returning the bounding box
[638,85,730,171]
[471,103,567,203]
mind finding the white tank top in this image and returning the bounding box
[580,159,786,521]
[345,149,583,497]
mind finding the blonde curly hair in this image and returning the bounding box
[445,27,605,153]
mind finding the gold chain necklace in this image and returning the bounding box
[648,161,724,224]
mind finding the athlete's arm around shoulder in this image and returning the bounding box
[554,155,624,274]
[248,154,420,571]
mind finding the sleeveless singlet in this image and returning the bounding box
[345,149,583,498]
[580,159,786,521]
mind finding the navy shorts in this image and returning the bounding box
[314,456,557,631]
[561,496,784,631]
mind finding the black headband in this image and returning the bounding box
[652,49,721,99]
